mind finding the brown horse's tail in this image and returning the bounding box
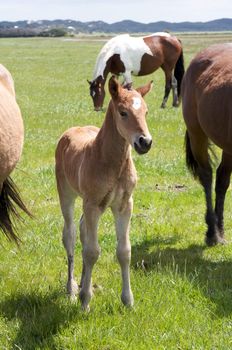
[0,177,32,244]
[174,44,185,98]
[185,131,199,179]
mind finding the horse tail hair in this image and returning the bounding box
[185,131,199,180]
[174,42,185,98]
[0,177,32,244]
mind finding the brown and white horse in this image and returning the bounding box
[88,32,184,111]
[56,76,152,310]
[182,43,232,246]
[0,64,31,243]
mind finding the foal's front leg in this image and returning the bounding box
[79,202,101,310]
[112,197,134,306]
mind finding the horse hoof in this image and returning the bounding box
[67,279,79,297]
[205,235,226,246]
[121,291,134,307]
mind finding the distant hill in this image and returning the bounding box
[0,18,232,37]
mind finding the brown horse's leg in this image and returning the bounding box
[161,68,172,108]
[186,131,219,245]
[215,152,232,241]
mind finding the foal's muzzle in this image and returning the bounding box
[134,135,152,154]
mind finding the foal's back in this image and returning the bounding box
[182,43,232,153]
[55,125,99,194]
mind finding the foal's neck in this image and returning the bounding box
[95,101,131,172]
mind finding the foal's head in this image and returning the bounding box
[109,76,153,154]
[88,76,105,112]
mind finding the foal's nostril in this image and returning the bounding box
[139,136,152,149]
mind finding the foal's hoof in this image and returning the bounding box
[205,235,226,247]
[160,103,166,109]
[121,291,134,307]
[67,279,79,299]
[79,289,92,312]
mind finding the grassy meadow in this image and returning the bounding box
[1,32,232,349]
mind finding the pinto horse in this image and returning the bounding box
[56,76,152,310]
[88,32,184,111]
[0,64,31,243]
[182,43,232,246]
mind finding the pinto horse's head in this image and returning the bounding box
[108,76,153,155]
[88,76,105,112]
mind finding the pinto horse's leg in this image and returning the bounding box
[111,197,134,307]
[215,152,232,241]
[122,71,133,88]
[161,67,172,108]
[79,202,101,311]
[171,75,179,107]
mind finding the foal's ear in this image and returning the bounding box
[136,80,153,97]
[109,76,121,99]
[87,79,92,85]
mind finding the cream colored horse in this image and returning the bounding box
[0,64,30,243]
[55,76,152,310]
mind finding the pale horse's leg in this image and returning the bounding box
[171,75,179,107]
[111,197,134,306]
[79,201,101,310]
[59,186,79,299]
[122,71,133,89]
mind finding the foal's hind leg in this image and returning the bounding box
[79,201,101,310]
[111,197,134,306]
[215,152,232,241]
[57,180,78,298]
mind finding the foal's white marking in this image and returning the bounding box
[132,97,142,110]
[93,34,153,80]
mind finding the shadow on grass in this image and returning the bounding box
[0,289,83,349]
[132,237,232,317]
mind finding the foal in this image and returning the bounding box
[55,76,152,310]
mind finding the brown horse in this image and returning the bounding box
[0,64,31,243]
[55,76,152,310]
[182,43,232,246]
[88,32,184,111]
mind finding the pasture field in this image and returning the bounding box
[1,32,232,349]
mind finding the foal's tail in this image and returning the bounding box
[185,131,199,180]
[0,177,32,244]
[174,43,185,98]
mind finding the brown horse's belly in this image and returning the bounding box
[198,102,232,155]
[0,94,24,182]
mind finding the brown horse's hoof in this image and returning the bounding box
[205,235,226,246]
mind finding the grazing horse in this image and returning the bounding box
[88,32,184,111]
[182,43,232,246]
[55,76,152,310]
[0,64,31,243]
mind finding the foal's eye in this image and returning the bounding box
[120,111,128,118]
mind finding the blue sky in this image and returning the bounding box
[0,0,231,23]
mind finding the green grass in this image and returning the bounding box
[1,33,232,349]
